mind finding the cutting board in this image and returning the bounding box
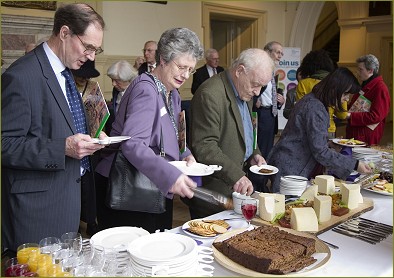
[251,197,374,235]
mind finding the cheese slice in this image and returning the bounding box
[258,193,285,222]
[258,195,276,221]
[313,195,332,223]
[341,183,361,209]
[315,175,335,195]
[290,207,319,232]
[300,185,318,202]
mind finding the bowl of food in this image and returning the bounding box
[232,192,259,215]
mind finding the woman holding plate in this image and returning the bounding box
[95,28,204,232]
[266,67,372,193]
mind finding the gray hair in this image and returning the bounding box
[155,28,204,63]
[107,60,137,82]
[263,41,282,52]
[356,54,380,74]
[231,48,274,74]
[205,48,218,59]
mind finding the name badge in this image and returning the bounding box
[160,107,167,117]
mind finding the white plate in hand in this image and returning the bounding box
[250,165,279,175]
[92,136,131,145]
[169,161,220,176]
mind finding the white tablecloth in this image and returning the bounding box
[169,189,393,277]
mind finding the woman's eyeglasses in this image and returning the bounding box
[172,60,196,75]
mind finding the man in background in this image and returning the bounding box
[254,41,285,158]
[138,40,157,75]
[184,48,274,219]
[191,48,224,94]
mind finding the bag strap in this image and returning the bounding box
[120,77,165,157]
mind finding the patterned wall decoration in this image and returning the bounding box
[1,1,57,11]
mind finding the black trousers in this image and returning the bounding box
[256,107,277,158]
[95,173,173,233]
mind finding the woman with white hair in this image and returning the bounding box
[346,54,391,145]
[107,60,138,115]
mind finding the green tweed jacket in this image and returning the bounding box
[188,70,261,216]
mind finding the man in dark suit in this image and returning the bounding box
[191,48,224,94]
[1,3,106,253]
[138,40,157,75]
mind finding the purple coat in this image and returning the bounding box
[95,74,191,197]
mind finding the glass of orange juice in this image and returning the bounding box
[17,243,39,264]
[28,253,52,273]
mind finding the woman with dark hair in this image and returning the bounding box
[295,49,346,138]
[266,67,372,193]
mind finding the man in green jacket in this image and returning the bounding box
[186,48,274,218]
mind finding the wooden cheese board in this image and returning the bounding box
[251,197,374,235]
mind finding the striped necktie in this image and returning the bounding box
[212,67,217,75]
[62,68,91,171]
[271,76,278,117]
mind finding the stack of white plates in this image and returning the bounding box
[127,233,214,277]
[90,226,150,275]
[280,175,308,196]
[352,147,381,162]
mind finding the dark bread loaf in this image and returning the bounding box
[213,226,317,274]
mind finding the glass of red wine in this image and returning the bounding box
[241,198,258,227]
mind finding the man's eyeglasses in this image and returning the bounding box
[76,34,103,55]
[142,48,156,53]
[172,60,196,75]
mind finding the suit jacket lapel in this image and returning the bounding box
[35,45,76,133]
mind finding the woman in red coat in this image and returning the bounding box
[346,54,391,145]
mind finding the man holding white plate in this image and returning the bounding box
[184,49,274,219]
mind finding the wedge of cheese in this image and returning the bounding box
[258,193,285,222]
[341,183,361,209]
[313,195,332,223]
[340,182,363,204]
[258,195,275,221]
[315,175,335,195]
[300,185,318,202]
[290,207,318,232]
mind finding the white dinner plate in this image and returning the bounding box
[127,233,196,262]
[92,136,131,145]
[169,161,216,176]
[90,226,149,250]
[332,138,366,147]
[250,165,279,175]
[363,187,393,196]
[182,218,248,239]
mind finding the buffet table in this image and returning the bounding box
[169,189,393,277]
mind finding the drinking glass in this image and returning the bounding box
[52,242,72,265]
[4,257,30,277]
[61,232,82,253]
[39,237,61,255]
[241,198,258,226]
[17,243,39,264]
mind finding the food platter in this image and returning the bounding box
[182,218,248,239]
[212,228,331,277]
[250,165,279,175]
[251,197,374,235]
[363,186,393,196]
[332,138,366,147]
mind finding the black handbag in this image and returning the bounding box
[105,130,166,214]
